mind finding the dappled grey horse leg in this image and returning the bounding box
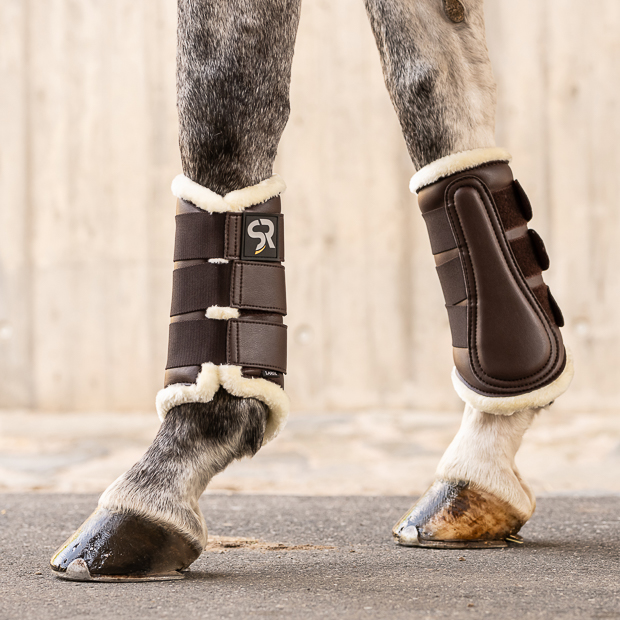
[365,1,541,546]
[51,0,301,581]
[178,0,302,194]
[364,0,496,169]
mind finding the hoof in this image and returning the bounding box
[393,480,527,548]
[50,507,203,581]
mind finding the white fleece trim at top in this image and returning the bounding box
[452,349,574,415]
[409,147,512,193]
[156,363,289,445]
[171,173,286,213]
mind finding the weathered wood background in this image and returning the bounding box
[0,0,617,414]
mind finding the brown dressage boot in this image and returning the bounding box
[393,147,573,548]
[50,175,290,580]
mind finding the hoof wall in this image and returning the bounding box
[50,507,202,581]
[393,480,527,549]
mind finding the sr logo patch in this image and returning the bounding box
[241,213,281,261]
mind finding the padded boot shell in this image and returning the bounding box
[417,162,567,399]
[50,507,203,581]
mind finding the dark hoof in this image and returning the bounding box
[393,480,527,548]
[50,507,203,581]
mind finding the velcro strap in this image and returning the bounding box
[227,320,287,372]
[171,262,232,315]
[509,234,542,279]
[174,212,285,261]
[174,212,226,261]
[422,207,457,255]
[446,305,468,348]
[436,256,467,306]
[231,262,287,314]
[492,185,526,231]
[528,229,550,270]
[166,319,287,373]
[170,262,286,316]
[166,320,227,368]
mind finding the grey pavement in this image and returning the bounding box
[1,494,619,619]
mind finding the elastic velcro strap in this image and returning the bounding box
[165,319,287,373]
[227,320,287,373]
[509,234,542,279]
[513,180,533,221]
[174,212,226,261]
[231,262,287,314]
[171,262,232,316]
[446,305,468,348]
[532,284,564,328]
[492,183,528,231]
[436,256,467,306]
[173,212,285,261]
[529,229,550,270]
[422,207,457,255]
[170,262,286,316]
[166,320,228,369]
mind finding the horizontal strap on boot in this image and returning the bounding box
[171,261,286,316]
[436,256,467,306]
[422,207,457,255]
[166,319,287,373]
[174,212,285,261]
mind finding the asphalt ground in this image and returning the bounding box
[0,494,619,619]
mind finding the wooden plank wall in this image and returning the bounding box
[0,0,617,413]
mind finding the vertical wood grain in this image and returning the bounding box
[0,0,618,413]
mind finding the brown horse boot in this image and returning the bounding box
[51,175,290,580]
[394,148,573,548]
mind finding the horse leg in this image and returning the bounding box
[50,0,301,580]
[364,0,572,546]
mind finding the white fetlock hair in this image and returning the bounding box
[436,404,537,520]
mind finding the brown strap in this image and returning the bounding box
[422,207,457,255]
[446,304,468,348]
[166,320,228,369]
[165,319,287,373]
[227,320,287,373]
[174,212,285,261]
[492,184,528,231]
[529,229,550,270]
[436,256,467,306]
[513,180,533,221]
[509,234,542,279]
[174,213,226,261]
[171,261,287,316]
[231,262,287,314]
[171,262,233,316]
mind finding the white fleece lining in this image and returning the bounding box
[452,349,574,415]
[409,147,512,193]
[156,363,289,445]
[205,306,240,320]
[171,173,286,213]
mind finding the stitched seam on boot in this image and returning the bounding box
[445,177,562,390]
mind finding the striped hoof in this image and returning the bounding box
[50,507,203,581]
[393,480,527,548]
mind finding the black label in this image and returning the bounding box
[241,213,281,262]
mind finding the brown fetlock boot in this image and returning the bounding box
[394,148,573,548]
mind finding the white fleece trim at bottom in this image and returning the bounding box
[171,173,286,214]
[410,147,512,193]
[155,363,289,444]
[452,349,574,415]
